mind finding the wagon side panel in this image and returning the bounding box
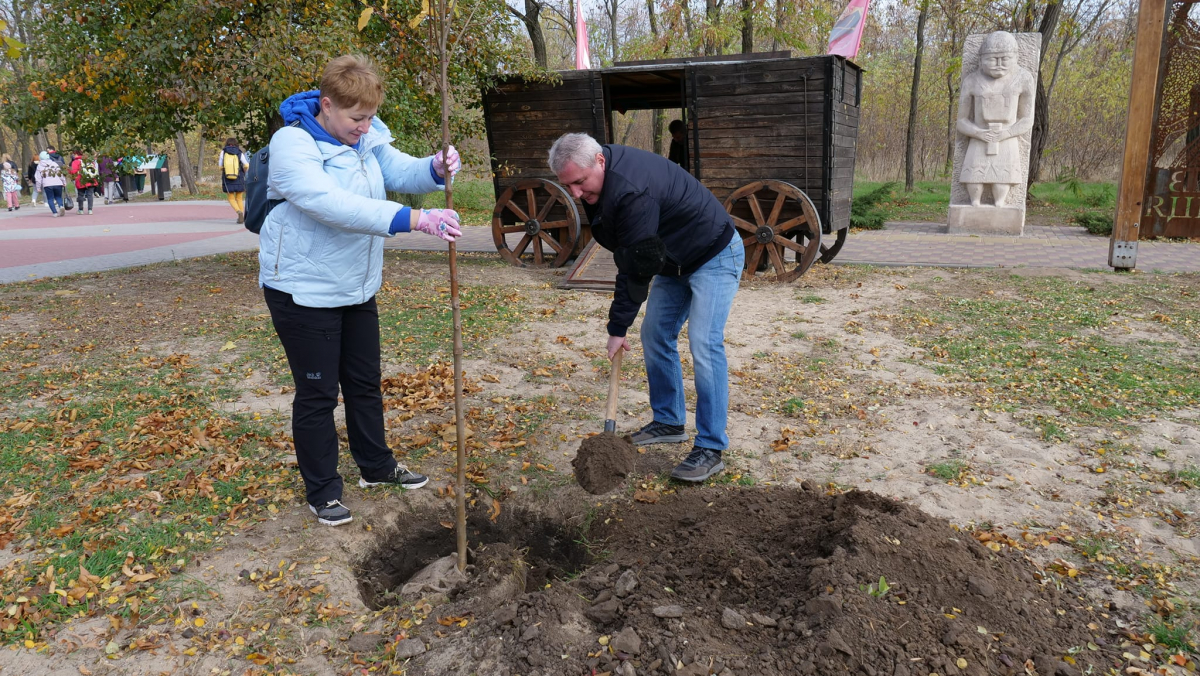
[691,59,830,220]
[483,72,608,194]
[828,58,862,233]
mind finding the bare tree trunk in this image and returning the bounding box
[771,0,783,50]
[944,70,956,176]
[905,0,929,192]
[610,0,619,62]
[741,0,753,52]
[704,0,718,54]
[681,0,695,54]
[1027,0,1060,188]
[507,0,548,68]
[174,132,198,195]
[649,0,664,155]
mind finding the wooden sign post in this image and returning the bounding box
[1111,0,1170,269]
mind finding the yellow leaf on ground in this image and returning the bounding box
[358,6,373,30]
[220,341,236,351]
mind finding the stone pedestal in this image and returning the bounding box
[948,205,1025,236]
[948,31,1040,237]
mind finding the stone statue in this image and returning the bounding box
[948,30,1040,235]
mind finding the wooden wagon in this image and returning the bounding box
[481,52,862,283]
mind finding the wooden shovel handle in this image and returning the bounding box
[605,349,623,422]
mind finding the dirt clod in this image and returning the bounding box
[572,431,636,494]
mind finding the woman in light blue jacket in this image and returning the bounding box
[259,55,463,526]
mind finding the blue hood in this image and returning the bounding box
[279,90,348,148]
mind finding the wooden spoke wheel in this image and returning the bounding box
[818,227,848,264]
[492,179,580,268]
[723,180,822,282]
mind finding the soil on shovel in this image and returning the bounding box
[572,431,636,494]
[361,485,1122,676]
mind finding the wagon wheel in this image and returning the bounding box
[723,181,822,282]
[492,179,580,268]
[818,228,848,264]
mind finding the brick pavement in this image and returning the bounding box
[5,203,1199,286]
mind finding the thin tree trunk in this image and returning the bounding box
[195,125,205,181]
[741,0,753,52]
[771,0,783,50]
[648,0,664,155]
[944,70,955,176]
[174,132,198,195]
[905,0,929,192]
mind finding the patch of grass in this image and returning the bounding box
[395,177,496,226]
[1168,466,1200,489]
[891,274,1200,425]
[925,458,968,482]
[1038,417,1070,442]
[781,398,805,416]
[799,294,826,304]
[790,330,808,340]
[1145,618,1195,654]
[853,179,1118,224]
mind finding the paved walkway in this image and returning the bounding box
[835,222,1200,273]
[3,202,1198,285]
[0,200,256,284]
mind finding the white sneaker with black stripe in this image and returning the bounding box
[309,499,352,526]
[359,465,429,490]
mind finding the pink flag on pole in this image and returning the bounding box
[575,0,591,69]
[826,0,869,59]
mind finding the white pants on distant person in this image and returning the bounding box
[104,181,118,202]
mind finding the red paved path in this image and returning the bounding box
[0,232,231,268]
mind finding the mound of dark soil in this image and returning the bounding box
[573,431,636,494]
[365,486,1122,676]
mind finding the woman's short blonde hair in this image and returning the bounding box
[320,55,385,110]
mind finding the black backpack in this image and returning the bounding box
[243,122,299,235]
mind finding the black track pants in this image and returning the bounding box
[264,287,396,506]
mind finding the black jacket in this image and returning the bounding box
[582,145,734,337]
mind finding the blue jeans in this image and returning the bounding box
[641,236,744,451]
[43,186,63,214]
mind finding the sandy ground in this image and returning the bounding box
[2,258,1198,674]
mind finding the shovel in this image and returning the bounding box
[603,348,624,433]
[572,348,635,495]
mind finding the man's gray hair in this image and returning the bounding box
[548,133,602,175]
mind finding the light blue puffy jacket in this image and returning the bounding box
[258,90,442,307]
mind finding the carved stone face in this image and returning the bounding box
[980,52,1015,79]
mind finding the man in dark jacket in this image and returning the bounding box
[549,133,745,482]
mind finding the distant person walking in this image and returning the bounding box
[219,138,249,224]
[26,156,39,206]
[99,156,119,204]
[70,151,99,214]
[1,155,20,211]
[34,151,67,217]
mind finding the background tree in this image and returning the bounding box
[905,0,930,192]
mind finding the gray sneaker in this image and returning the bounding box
[631,421,689,445]
[359,464,429,490]
[670,447,725,483]
[309,499,353,526]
